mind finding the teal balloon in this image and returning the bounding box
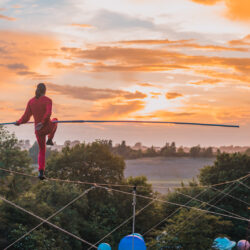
[98,243,111,250]
[213,237,236,250]
[119,234,146,250]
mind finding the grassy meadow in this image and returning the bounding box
[125,157,215,192]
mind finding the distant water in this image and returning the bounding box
[125,157,215,193]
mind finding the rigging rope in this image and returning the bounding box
[175,190,248,220]
[162,179,248,248]
[210,186,250,206]
[0,193,98,249]
[237,180,250,190]
[143,188,209,236]
[4,186,96,250]
[149,180,244,248]
[94,183,250,223]
[88,200,155,250]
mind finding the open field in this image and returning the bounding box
[125,157,215,193]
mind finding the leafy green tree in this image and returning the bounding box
[46,141,125,184]
[4,181,90,249]
[161,141,176,157]
[0,126,33,248]
[150,153,250,249]
[245,148,250,156]
[190,145,201,157]
[202,147,213,157]
[45,142,162,248]
[145,146,157,157]
[149,209,233,250]
[198,153,250,240]
[176,146,186,157]
[0,126,32,199]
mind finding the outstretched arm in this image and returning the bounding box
[16,102,32,125]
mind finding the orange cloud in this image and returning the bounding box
[225,0,250,21]
[119,39,247,52]
[70,23,93,28]
[137,110,195,120]
[166,92,183,99]
[119,39,192,45]
[191,0,250,21]
[195,69,250,83]
[171,42,248,52]
[0,31,59,84]
[17,71,52,80]
[89,100,145,118]
[89,62,189,72]
[229,34,250,46]
[0,14,16,21]
[47,82,147,101]
[137,82,155,87]
[191,0,221,4]
[48,62,85,69]
[189,78,221,85]
[150,92,161,99]
[61,45,249,84]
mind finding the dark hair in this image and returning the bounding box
[35,83,46,99]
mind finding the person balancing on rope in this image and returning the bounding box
[15,83,58,180]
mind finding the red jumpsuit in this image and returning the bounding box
[17,96,57,171]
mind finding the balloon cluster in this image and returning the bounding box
[213,237,250,250]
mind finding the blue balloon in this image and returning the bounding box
[131,233,144,241]
[119,234,146,250]
[98,243,111,250]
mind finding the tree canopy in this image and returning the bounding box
[0,126,249,249]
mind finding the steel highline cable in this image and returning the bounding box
[0,167,248,191]
[0,166,249,209]
[1,167,249,223]
[0,167,248,212]
[0,119,240,128]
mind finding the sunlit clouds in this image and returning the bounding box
[191,0,250,21]
[0,0,249,146]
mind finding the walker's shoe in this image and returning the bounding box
[46,139,54,146]
[38,170,45,180]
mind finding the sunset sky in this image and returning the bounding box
[0,0,249,147]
